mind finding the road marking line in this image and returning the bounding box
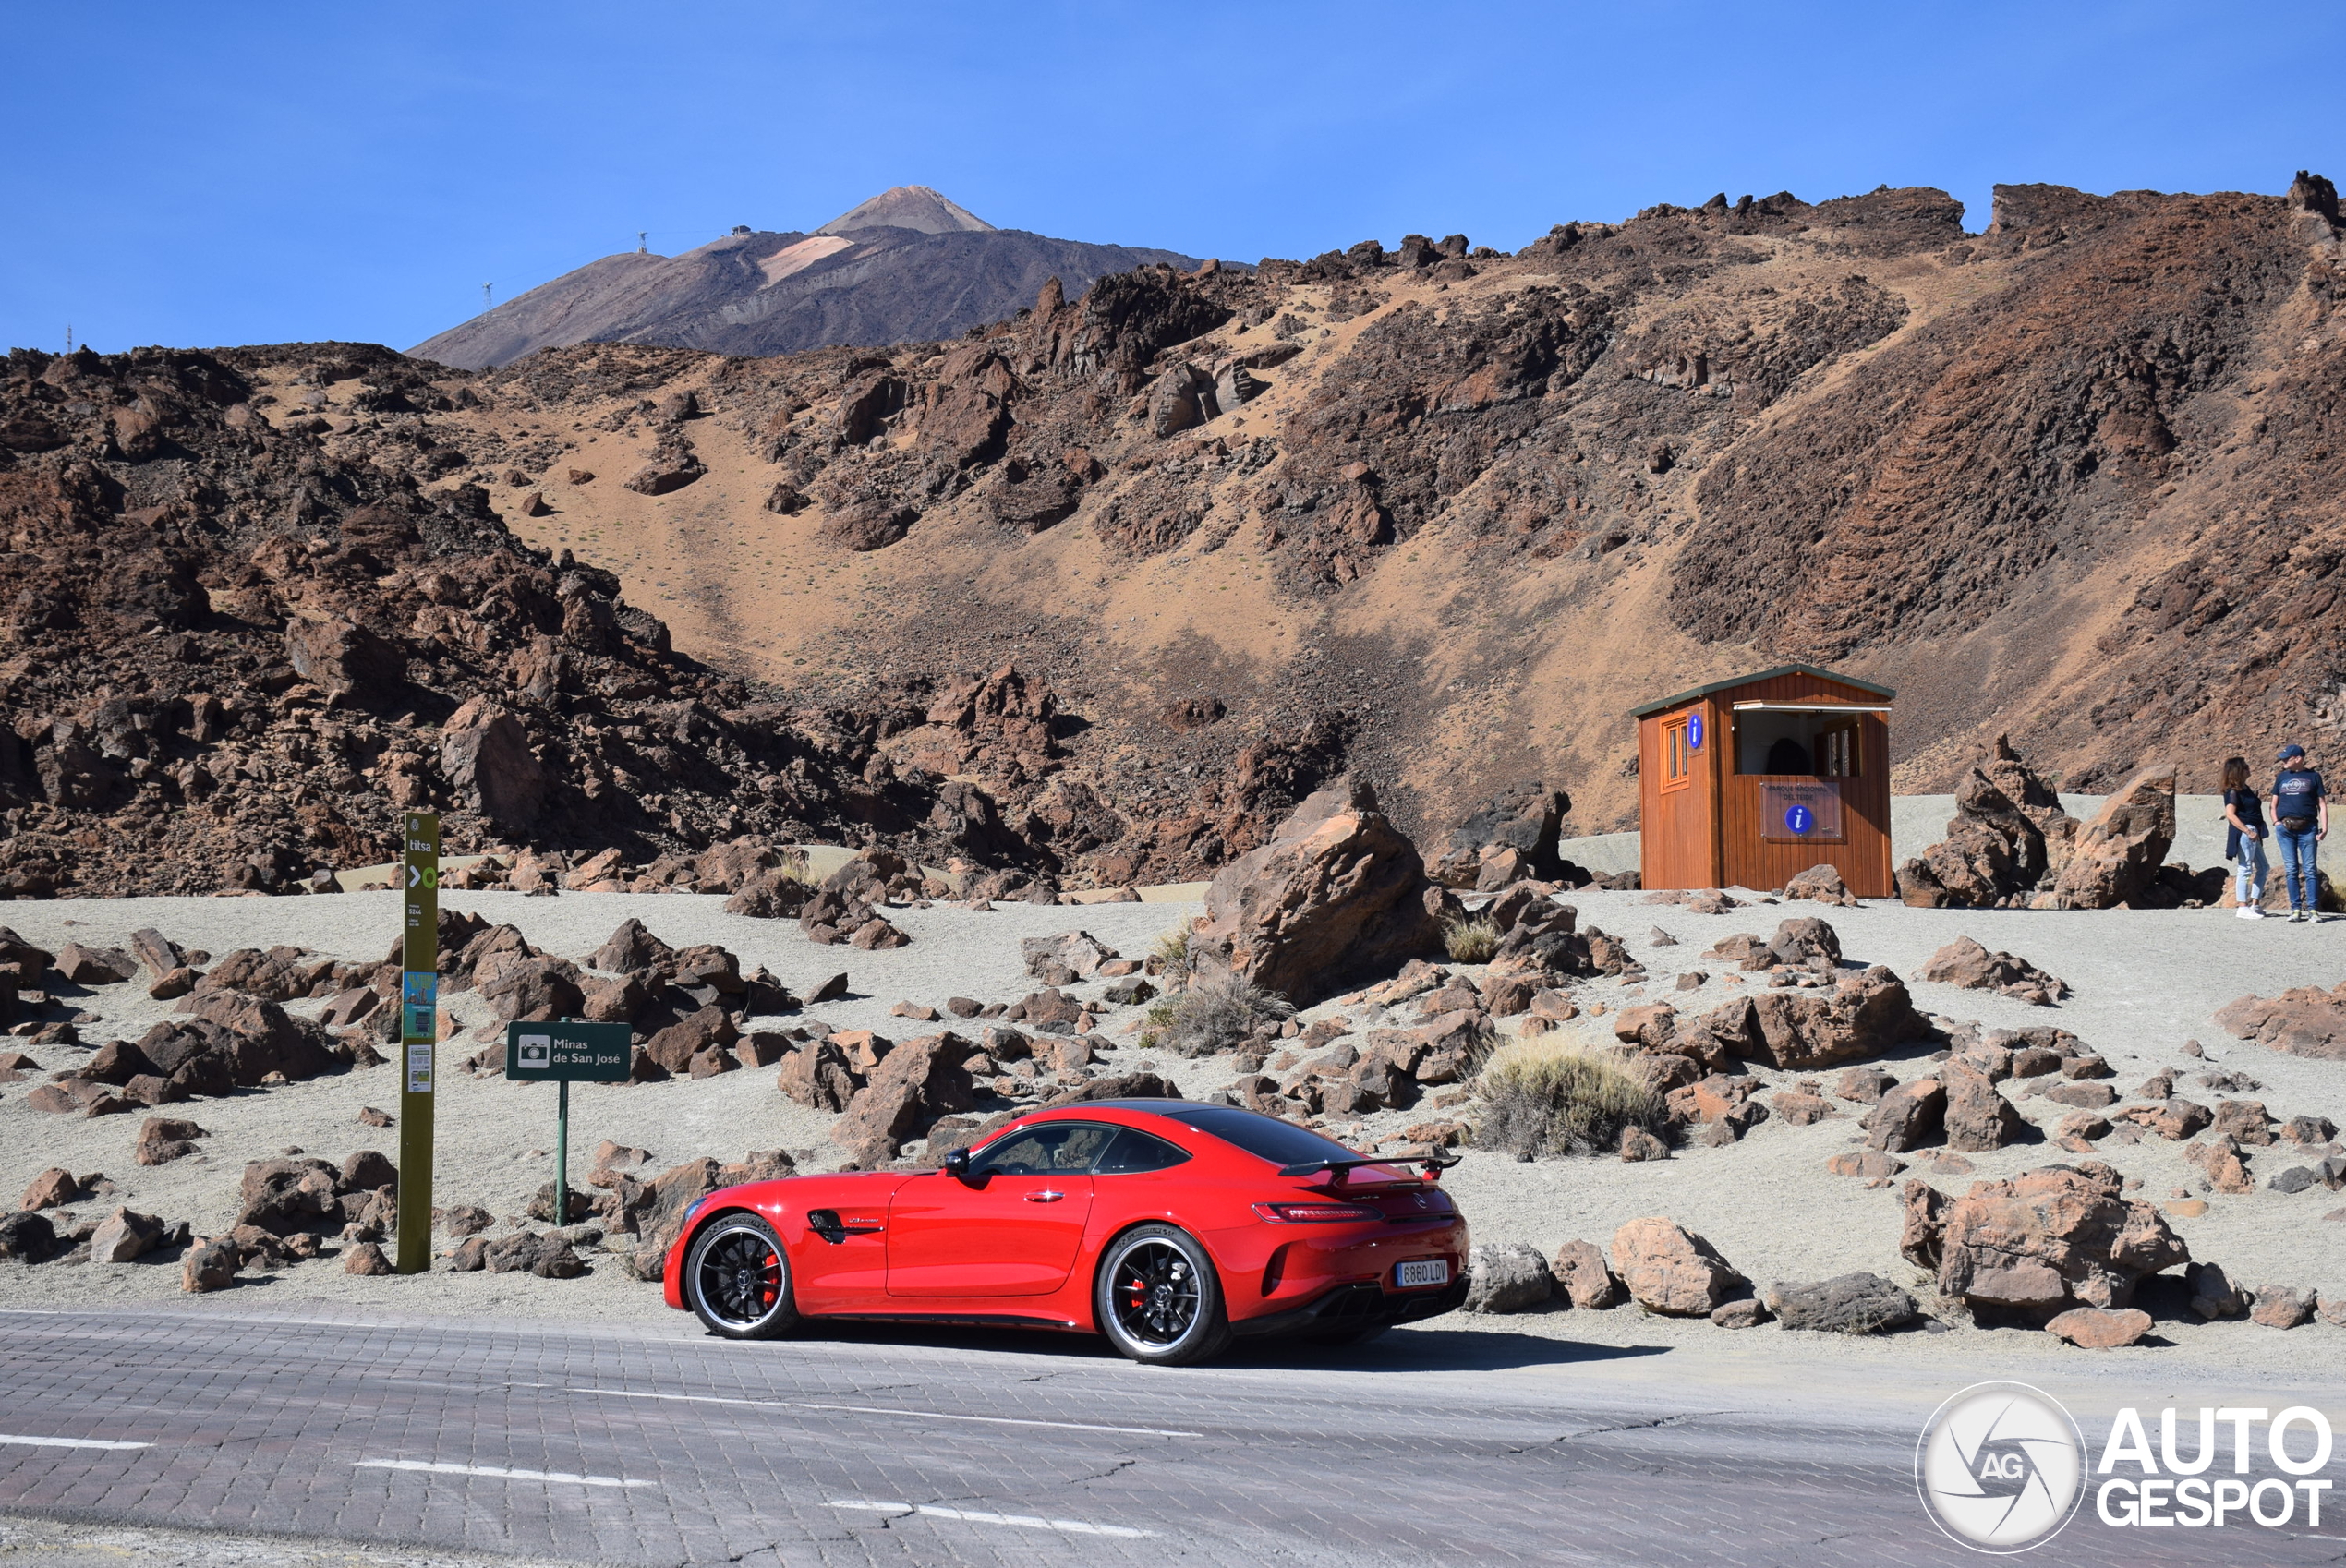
[0,1434,150,1451]
[565,1386,1199,1439]
[829,1500,1151,1538]
[355,1460,651,1489]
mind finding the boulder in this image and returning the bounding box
[440,696,548,829]
[2050,765,2175,909]
[84,1206,166,1263]
[646,1007,738,1075]
[1463,1242,1554,1312]
[1189,777,1445,1007]
[482,1232,587,1278]
[1864,1077,1945,1152]
[1021,931,1118,981]
[1784,863,1857,907]
[134,1116,207,1165]
[725,870,810,919]
[1701,967,1930,1070]
[1610,1217,1746,1316]
[55,943,139,984]
[1710,1298,1771,1329]
[234,1157,345,1236]
[1833,1066,1895,1104]
[1917,1164,2188,1317]
[341,1150,397,1191]
[1941,1060,2026,1152]
[2213,981,2346,1061]
[2186,1260,2248,1319]
[1430,781,1570,888]
[2249,1284,2316,1330]
[830,1031,976,1164]
[1894,737,2077,907]
[0,927,54,989]
[2045,1306,2151,1348]
[1551,1239,1621,1308]
[1827,1150,1905,1179]
[181,1238,239,1292]
[1917,936,2069,1005]
[2116,1097,2213,1140]
[343,1241,394,1276]
[778,1041,857,1111]
[1764,1273,1918,1334]
[20,1167,80,1210]
[474,956,585,1024]
[284,617,405,703]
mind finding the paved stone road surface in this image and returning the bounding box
[2,1307,2340,1566]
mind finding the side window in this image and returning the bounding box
[1661,718,1693,793]
[970,1124,1115,1176]
[1094,1128,1191,1175]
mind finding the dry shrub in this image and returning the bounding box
[1152,925,1194,990]
[1474,1037,1666,1159]
[1154,974,1293,1057]
[1442,916,1500,963]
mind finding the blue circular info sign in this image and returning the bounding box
[1784,803,1815,835]
[1687,713,1704,750]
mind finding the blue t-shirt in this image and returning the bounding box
[2272,768,2326,826]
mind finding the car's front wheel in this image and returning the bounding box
[685,1215,799,1339]
[1095,1224,1231,1367]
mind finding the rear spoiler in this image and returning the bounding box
[1277,1152,1459,1178]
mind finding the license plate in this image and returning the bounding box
[1396,1260,1448,1288]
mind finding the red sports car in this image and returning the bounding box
[662,1099,1469,1365]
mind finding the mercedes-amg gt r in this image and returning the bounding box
[662,1099,1469,1364]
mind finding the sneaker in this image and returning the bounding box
[2291,910,2310,923]
[2237,905,2266,919]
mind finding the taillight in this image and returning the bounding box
[1252,1201,1381,1224]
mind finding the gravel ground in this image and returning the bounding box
[0,886,2340,1373]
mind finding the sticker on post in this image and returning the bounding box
[401,972,438,1040]
[405,1042,433,1094]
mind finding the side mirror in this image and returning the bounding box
[944,1148,973,1185]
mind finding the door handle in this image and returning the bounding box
[1024,1189,1064,1202]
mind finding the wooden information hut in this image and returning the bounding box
[1631,663,1893,897]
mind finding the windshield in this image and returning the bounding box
[1144,1104,1362,1168]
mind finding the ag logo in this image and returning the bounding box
[517,1033,551,1069]
[1916,1381,2085,1552]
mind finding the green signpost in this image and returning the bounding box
[396,813,440,1275]
[505,1020,632,1228]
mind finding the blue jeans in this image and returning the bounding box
[2274,823,2320,911]
[2235,835,2267,905]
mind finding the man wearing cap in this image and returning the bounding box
[2271,744,2328,922]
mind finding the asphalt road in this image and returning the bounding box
[2,1307,2341,1568]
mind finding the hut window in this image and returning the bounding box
[1662,718,1693,792]
[1735,710,1865,777]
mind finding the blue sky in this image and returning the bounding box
[6,2,2340,356]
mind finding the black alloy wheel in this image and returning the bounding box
[1095,1224,1230,1367]
[685,1216,798,1339]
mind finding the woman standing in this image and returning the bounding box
[2222,755,2267,919]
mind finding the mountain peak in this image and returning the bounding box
[816,185,994,235]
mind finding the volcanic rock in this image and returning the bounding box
[1463,1242,1554,1313]
[1764,1273,1918,1334]
[1610,1217,1746,1316]
[1189,777,1444,1007]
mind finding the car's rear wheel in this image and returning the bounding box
[685,1215,798,1339]
[1095,1224,1230,1367]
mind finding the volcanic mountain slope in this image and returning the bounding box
[4,174,2344,897]
[439,175,2346,866]
[409,187,1207,369]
